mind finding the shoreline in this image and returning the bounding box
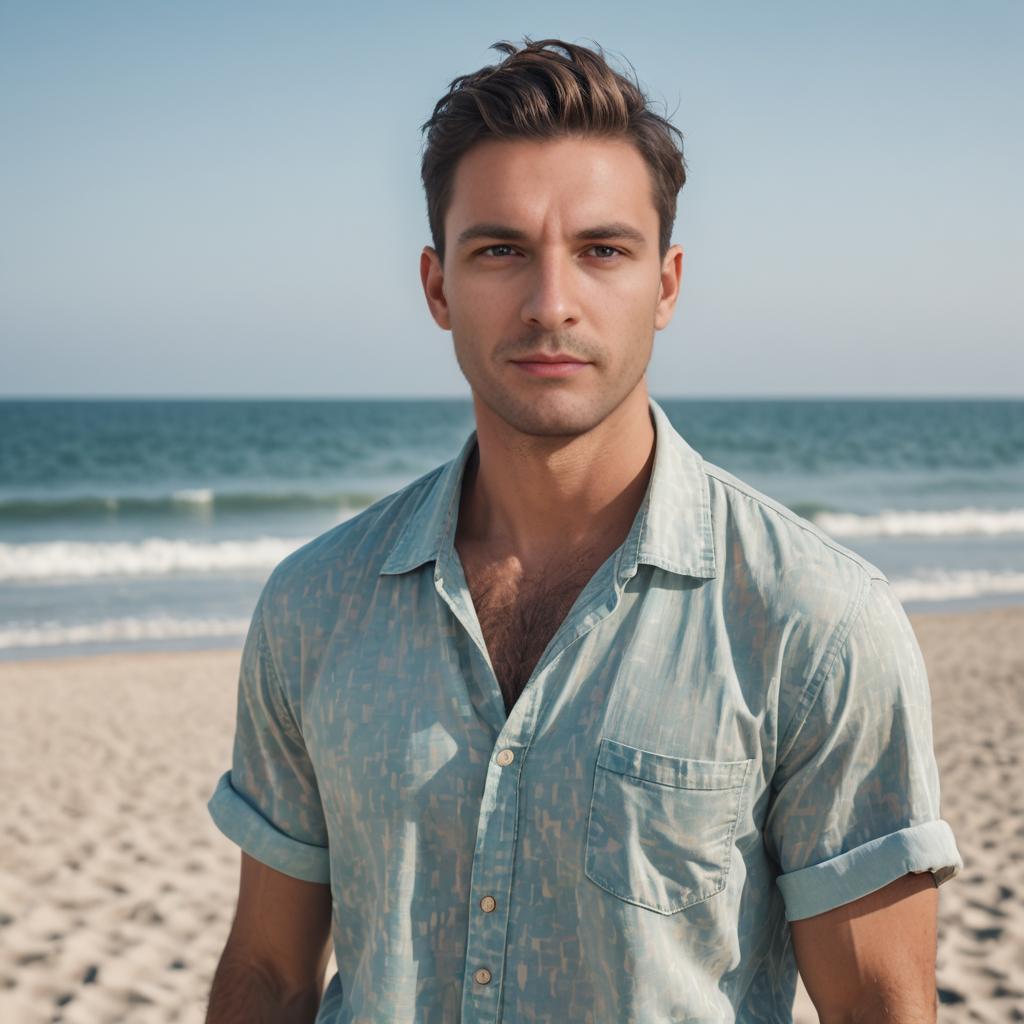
[4,597,1023,668]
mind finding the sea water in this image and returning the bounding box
[1,397,1021,660]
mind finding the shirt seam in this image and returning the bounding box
[776,571,876,766]
[702,463,886,579]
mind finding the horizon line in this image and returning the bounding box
[1,392,1022,403]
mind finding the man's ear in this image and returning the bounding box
[654,244,684,331]
[420,246,451,330]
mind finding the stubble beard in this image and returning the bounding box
[453,328,651,440]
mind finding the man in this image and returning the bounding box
[205,38,962,1023]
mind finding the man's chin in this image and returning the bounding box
[476,391,616,440]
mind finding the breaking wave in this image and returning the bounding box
[815,508,1024,539]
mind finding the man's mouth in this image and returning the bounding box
[511,353,591,377]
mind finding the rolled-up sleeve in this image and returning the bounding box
[207,590,331,884]
[765,575,963,921]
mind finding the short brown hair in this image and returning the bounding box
[420,38,687,265]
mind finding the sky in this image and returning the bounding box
[1,1,1021,398]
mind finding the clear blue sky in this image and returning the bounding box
[1,1,1020,397]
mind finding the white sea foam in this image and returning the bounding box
[0,616,250,649]
[0,537,304,581]
[890,570,1024,603]
[815,507,1024,538]
[171,488,215,504]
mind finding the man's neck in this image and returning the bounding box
[455,387,656,572]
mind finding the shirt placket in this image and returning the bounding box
[459,727,529,1021]
[432,545,632,1023]
[428,549,527,1021]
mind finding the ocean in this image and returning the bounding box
[1,397,1022,661]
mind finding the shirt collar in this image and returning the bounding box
[379,396,717,581]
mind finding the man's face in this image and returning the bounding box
[420,135,683,438]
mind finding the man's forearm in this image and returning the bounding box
[205,953,322,1024]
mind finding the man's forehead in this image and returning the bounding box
[447,136,658,243]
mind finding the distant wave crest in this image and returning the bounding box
[0,490,374,522]
[890,570,1024,603]
[0,537,308,581]
[171,488,215,505]
[0,616,250,650]
[815,507,1024,538]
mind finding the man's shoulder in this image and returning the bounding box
[699,458,889,644]
[699,460,909,725]
[263,459,449,601]
[701,457,886,588]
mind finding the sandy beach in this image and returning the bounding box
[0,606,1020,1023]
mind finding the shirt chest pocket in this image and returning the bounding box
[584,737,753,915]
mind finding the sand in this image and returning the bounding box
[0,607,1021,1023]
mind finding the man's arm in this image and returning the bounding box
[791,870,939,1023]
[206,851,334,1024]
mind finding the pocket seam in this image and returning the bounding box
[596,736,751,790]
[584,747,752,915]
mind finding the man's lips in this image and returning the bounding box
[513,352,588,363]
[511,353,591,377]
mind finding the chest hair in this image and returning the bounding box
[464,553,604,715]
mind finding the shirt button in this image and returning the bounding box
[479,895,496,913]
[495,748,515,766]
[474,967,492,985]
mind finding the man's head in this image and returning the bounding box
[418,38,687,439]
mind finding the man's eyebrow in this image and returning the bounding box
[455,223,529,248]
[455,222,648,248]
[574,222,647,246]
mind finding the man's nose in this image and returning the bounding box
[519,252,581,331]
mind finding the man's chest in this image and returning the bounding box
[457,547,606,713]
[300,562,774,818]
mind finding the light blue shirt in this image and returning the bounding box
[208,397,962,1022]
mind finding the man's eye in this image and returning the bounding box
[481,245,518,257]
[588,245,621,258]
